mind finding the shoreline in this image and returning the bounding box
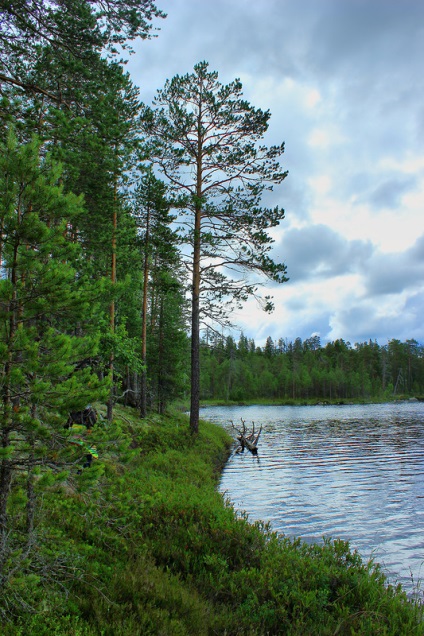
[3,405,423,635]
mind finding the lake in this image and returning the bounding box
[199,402,424,595]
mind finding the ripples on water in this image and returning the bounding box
[200,402,424,593]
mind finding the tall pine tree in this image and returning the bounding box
[141,61,288,433]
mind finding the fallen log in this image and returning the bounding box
[230,418,262,455]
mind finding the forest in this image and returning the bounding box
[2,0,419,440]
[0,2,289,435]
[200,334,424,403]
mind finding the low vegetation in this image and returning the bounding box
[2,406,423,635]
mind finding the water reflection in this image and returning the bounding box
[200,402,424,593]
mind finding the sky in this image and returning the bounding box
[126,0,424,347]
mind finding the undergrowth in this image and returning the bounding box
[1,405,423,635]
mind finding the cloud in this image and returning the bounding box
[351,174,418,210]
[255,309,333,345]
[126,0,424,346]
[363,234,424,296]
[369,176,418,209]
[276,225,373,282]
[307,0,424,82]
[329,291,424,345]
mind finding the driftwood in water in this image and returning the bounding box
[231,418,262,455]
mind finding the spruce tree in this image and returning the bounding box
[0,131,107,583]
[0,1,166,424]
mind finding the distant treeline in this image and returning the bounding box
[200,334,424,401]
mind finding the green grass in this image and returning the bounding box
[2,405,423,635]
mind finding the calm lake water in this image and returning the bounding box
[200,402,424,595]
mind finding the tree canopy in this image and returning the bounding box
[0,0,165,105]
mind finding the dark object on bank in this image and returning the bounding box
[83,453,93,468]
[231,418,262,455]
[64,405,98,430]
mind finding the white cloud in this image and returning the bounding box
[308,175,332,196]
[127,0,424,346]
[304,88,321,109]
[307,126,346,148]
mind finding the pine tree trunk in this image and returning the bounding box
[0,237,19,574]
[157,295,165,415]
[189,205,201,434]
[0,448,12,576]
[140,193,151,418]
[189,110,203,435]
[107,173,118,422]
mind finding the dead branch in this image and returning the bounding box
[230,418,262,455]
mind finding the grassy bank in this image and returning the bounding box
[2,406,423,635]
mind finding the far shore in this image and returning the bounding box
[194,395,422,409]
